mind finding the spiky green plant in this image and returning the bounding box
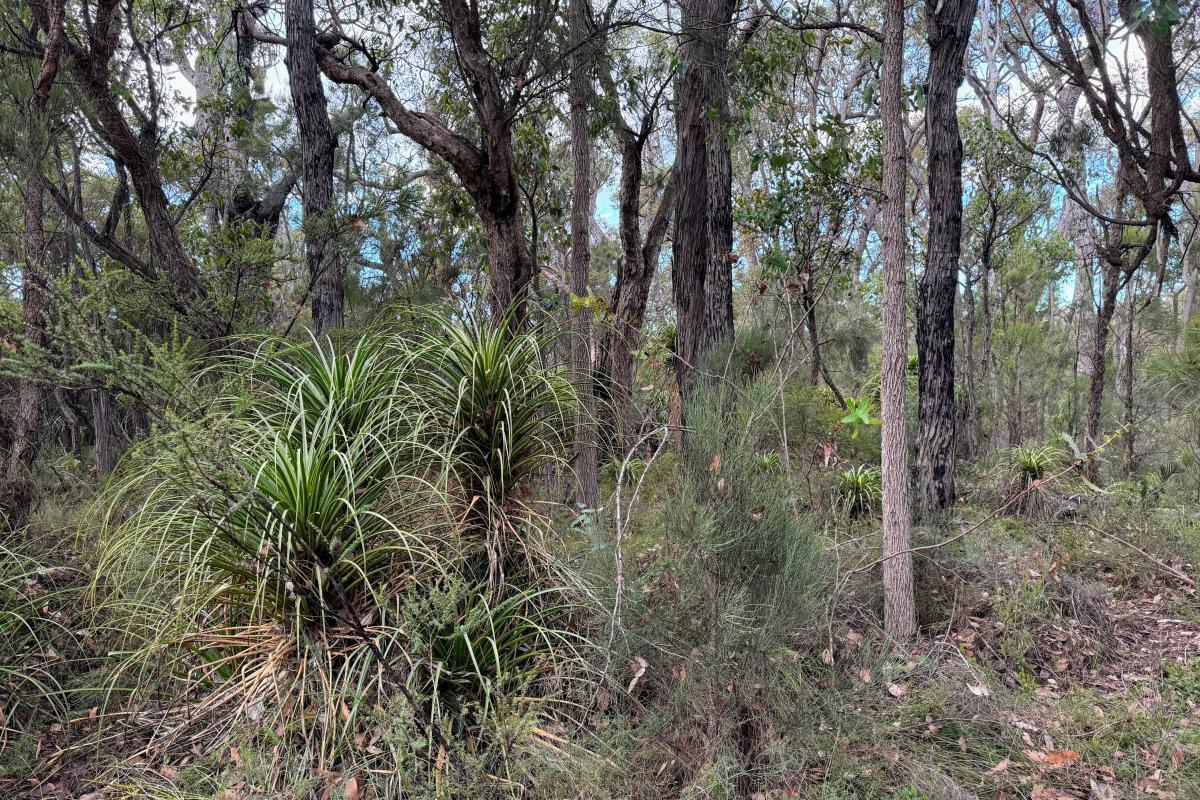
[406,313,574,574]
[91,331,452,769]
[1003,445,1062,517]
[833,465,882,518]
[88,316,589,790]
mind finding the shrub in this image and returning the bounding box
[88,314,585,795]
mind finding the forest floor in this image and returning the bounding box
[3,490,1199,799]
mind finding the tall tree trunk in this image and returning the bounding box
[880,0,915,640]
[606,138,675,452]
[915,0,976,515]
[287,0,343,334]
[5,0,66,525]
[1121,287,1136,474]
[963,265,980,456]
[1084,261,1123,478]
[801,268,821,387]
[568,0,597,507]
[1179,226,1198,349]
[673,0,736,399]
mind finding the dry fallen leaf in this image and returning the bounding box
[821,647,834,666]
[627,656,648,693]
[967,682,991,697]
[887,682,907,698]
[344,776,360,800]
[988,757,1010,774]
[858,667,872,683]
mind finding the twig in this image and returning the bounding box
[1071,521,1195,588]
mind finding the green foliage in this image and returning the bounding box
[405,312,575,563]
[605,375,826,793]
[1002,444,1063,517]
[833,465,882,519]
[838,395,882,440]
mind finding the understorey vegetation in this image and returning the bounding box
[3,0,1200,798]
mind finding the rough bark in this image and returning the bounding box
[91,389,120,476]
[6,0,66,513]
[296,1,537,322]
[65,0,219,337]
[880,0,915,640]
[287,0,343,334]
[673,0,737,398]
[606,147,675,451]
[915,0,976,515]
[568,0,597,507]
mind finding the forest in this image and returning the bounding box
[1,0,1199,797]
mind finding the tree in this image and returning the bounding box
[879,0,915,640]
[61,0,221,337]
[256,0,556,321]
[598,35,675,453]
[673,0,737,398]
[286,0,343,334]
[568,0,597,506]
[915,0,976,514]
[3,0,65,524]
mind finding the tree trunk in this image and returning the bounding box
[880,0,915,640]
[606,145,675,452]
[5,0,66,524]
[1084,263,1122,479]
[91,389,120,476]
[801,268,821,387]
[963,265,980,456]
[915,0,976,515]
[1121,290,1136,474]
[287,0,343,335]
[673,0,736,399]
[568,0,597,507]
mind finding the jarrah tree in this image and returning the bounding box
[879,0,915,640]
[915,0,977,515]
[286,0,343,334]
[673,0,737,399]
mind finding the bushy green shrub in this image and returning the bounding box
[603,375,827,796]
[86,313,585,795]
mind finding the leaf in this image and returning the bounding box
[858,667,872,683]
[627,656,648,693]
[820,647,834,665]
[988,757,1010,774]
[344,776,360,800]
[887,682,907,698]
[1044,749,1079,766]
[967,682,991,697]
[1024,748,1079,767]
